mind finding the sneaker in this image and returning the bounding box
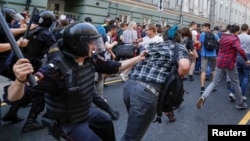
[229,93,235,101]
[205,76,210,81]
[197,96,206,109]
[236,102,248,110]
[165,111,176,122]
[103,98,108,103]
[242,96,247,101]
[120,73,126,82]
[2,114,23,123]
[189,76,194,81]
[22,120,45,133]
[200,87,205,95]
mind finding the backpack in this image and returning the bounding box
[154,44,186,123]
[184,37,194,51]
[204,32,217,51]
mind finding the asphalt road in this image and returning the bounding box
[0,74,249,141]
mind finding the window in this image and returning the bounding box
[142,17,151,25]
[119,14,130,23]
[161,20,166,27]
[189,0,194,10]
[177,0,182,5]
[199,0,203,12]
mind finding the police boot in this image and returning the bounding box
[107,108,120,120]
[22,113,45,133]
[2,104,23,123]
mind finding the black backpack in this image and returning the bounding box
[154,44,186,123]
[204,31,217,51]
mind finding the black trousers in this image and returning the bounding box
[61,108,116,141]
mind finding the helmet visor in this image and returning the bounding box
[14,13,24,21]
[92,36,106,55]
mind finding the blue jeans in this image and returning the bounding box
[230,55,250,96]
[206,61,211,77]
[121,79,158,141]
[195,50,201,72]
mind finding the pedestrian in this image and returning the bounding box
[119,21,138,81]
[121,25,190,141]
[137,23,163,50]
[196,24,249,110]
[229,23,250,101]
[199,23,220,94]
[180,26,197,80]
[3,22,147,141]
[189,21,199,80]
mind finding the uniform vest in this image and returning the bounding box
[22,26,50,59]
[45,57,95,124]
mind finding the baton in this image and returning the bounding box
[23,7,37,38]
[0,11,37,87]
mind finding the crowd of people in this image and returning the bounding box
[0,6,249,141]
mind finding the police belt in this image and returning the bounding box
[137,80,159,97]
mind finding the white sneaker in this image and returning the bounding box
[196,96,206,109]
[229,93,235,101]
[120,73,126,82]
[242,96,247,101]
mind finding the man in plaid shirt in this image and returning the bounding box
[121,28,190,141]
[197,24,250,110]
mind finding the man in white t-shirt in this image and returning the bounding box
[137,24,163,49]
[188,21,199,81]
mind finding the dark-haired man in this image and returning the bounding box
[198,23,219,94]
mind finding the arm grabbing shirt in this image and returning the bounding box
[129,41,189,84]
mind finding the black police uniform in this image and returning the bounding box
[0,8,25,125]
[2,10,57,132]
[4,48,120,141]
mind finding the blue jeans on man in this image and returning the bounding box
[230,54,250,98]
[121,79,158,141]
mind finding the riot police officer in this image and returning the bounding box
[0,7,32,126]
[0,7,36,80]
[0,7,38,125]
[2,10,56,133]
[4,22,147,141]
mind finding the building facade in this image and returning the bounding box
[1,0,249,29]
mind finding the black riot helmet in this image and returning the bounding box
[3,7,23,23]
[62,22,105,58]
[37,10,55,28]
